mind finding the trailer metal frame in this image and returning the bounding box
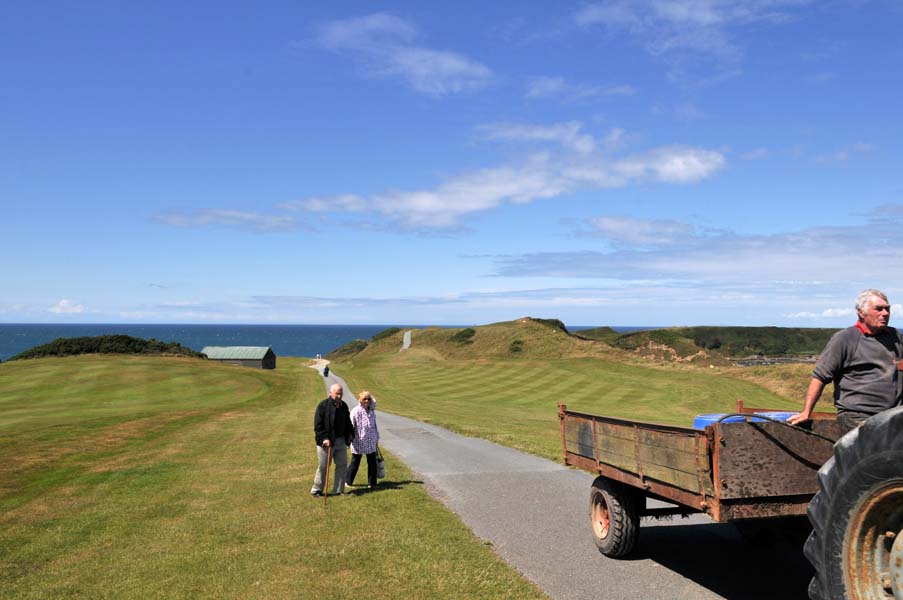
[559,400,843,522]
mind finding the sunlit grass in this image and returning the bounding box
[0,355,545,599]
[337,351,801,461]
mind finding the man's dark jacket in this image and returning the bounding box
[314,397,353,447]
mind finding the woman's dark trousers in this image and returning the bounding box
[346,452,378,486]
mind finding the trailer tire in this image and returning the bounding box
[589,476,640,558]
[804,406,903,600]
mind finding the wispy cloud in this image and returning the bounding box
[787,304,903,320]
[48,299,85,314]
[652,101,706,120]
[815,141,873,163]
[477,121,598,153]
[282,130,726,229]
[495,206,903,291]
[151,209,302,233]
[315,13,492,96]
[575,1,813,81]
[583,215,697,245]
[526,76,636,101]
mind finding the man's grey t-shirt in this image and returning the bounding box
[813,325,903,414]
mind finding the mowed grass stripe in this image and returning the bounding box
[0,356,546,599]
[337,355,799,461]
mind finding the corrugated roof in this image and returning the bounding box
[202,346,273,360]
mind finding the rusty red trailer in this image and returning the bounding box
[559,399,843,557]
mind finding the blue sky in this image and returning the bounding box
[3,1,903,327]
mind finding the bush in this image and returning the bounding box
[530,318,569,334]
[509,339,524,353]
[449,328,476,344]
[10,335,205,360]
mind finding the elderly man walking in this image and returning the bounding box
[789,288,903,432]
[311,383,353,497]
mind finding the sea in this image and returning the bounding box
[0,323,651,362]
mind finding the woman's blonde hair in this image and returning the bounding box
[358,390,373,402]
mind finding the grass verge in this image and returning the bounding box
[0,355,545,599]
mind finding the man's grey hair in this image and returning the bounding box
[855,288,889,313]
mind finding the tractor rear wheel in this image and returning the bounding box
[805,406,903,600]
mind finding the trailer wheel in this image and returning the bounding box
[805,406,903,600]
[589,476,640,558]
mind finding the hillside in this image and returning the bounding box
[330,319,804,461]
[328,318,612,363]
[573,326,620,344]
[613,326,837,361]
[329,320,837,366]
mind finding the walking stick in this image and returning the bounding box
[323,444,332,506]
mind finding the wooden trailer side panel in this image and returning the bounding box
[563,413,713,497]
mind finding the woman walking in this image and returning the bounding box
[346,390,380,489]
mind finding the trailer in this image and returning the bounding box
[559,401,903,600]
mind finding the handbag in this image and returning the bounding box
[376,446,386,479]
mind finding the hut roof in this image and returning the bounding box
[202,346,273,360]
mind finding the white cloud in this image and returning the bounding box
[478,121,598,153]
[49,299,85,314]
[288,194,368,213]
[283,141,725,229]
[575,1,813,81]
[316,13,417,50]
[494,207,903,300]
[315,13,492,96]
[786,304,903,320]
[151,209,301,232]
[526,76,636,101]
[587,216,696,245]
[387,47,492,95]
[613,145,726,183]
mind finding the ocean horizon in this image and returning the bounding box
[0,323,653,362]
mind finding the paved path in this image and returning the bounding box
[400,330,412,351]
[311,364,813,600]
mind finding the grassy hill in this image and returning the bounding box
[573,326,621,344]
[331,317,614,365]
[332,320,838,367]
[332,318,806,461]
[613,326,837,360]
[0,355,543,598]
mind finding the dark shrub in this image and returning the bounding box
[10,335,204,360]
[450,328,476,344]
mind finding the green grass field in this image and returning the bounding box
[336,346,803,461]
[0,355,545,599]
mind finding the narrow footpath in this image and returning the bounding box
[310,362,812,600]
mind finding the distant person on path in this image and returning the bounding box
[789,288,903,432]
[323,365,329,377]
[311,383,352,497]
[346,390,380,489]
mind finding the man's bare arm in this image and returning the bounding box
[788,378,826,425]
